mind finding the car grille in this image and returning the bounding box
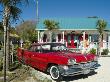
[69,61,97,69]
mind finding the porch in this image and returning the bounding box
[37,30,110,54]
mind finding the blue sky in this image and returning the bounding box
[0,0,110,24]
[22,0,110,22]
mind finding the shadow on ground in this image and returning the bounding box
[57,71,97,82]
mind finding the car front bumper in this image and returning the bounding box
[59,61,99,76]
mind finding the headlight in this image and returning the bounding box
[62,66,69,70]
[68,59,76,65]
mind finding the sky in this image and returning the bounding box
[0,0,110,25]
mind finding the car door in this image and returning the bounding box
[35,44,50,71]
[29,45,41,69]
[22,50,32,65]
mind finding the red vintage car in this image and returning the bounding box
[17,43,98,80]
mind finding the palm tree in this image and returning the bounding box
[96,19,107,56]
[0,0,29,81]
[44,20,59,42]
[0,0,29,74]
[0,22,3,49]
[0,22,3,34]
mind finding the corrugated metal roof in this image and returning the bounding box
[37,18,110,30]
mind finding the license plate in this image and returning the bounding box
[83,69,90,74]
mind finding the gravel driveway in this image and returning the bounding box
[40,57,110,82]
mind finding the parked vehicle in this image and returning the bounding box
[17,43,98,80]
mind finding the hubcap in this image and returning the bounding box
[50,66,59,79]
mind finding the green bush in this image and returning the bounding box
[14,44,19,50]
[23,41,31,49]
[89,48,96,55]
[101,49,109,55]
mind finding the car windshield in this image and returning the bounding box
[52,43,67,51]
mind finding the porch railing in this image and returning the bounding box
[68,42,110,55]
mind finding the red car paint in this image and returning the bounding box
[17,43,97,71]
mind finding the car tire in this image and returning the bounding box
[49,65,62,81]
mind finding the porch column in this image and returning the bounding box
[56,34,58,42]
[49,31,52,42]
[103,33,107,49]
[108,34,110,49]
[38,30,40,43]
[62,31,64,44]
[89,35,92,42]
[83,31,85,48]
[40,31,44,43]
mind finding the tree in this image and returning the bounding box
[96,19,107,56]
[0,1,29,81]
[16,20,37,43]
[0,22,3,34]
[0,22,3,29]
[9,27,16,34]
[44,20,59,42]
[0,22,3,48]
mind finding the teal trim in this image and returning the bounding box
[37,18,110,30]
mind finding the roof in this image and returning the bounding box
[37,18,110,30]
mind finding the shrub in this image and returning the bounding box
[89,48,96,55]
[23,41,31,49]
[101,49,109,55]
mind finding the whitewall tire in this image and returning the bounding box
[49,65,62,80]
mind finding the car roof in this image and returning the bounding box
[31,42,64,46]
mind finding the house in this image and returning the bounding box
[36,18,110,51]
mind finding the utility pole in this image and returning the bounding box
[37,0,39,22]
[36,0,40,43]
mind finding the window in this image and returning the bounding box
[35,46,41,52]
[29,45,41,52]
[29,46,36,52]
[52,44,67,51]
[42,45,51,53]
[91,34,99,42]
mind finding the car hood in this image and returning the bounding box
[57,51,95,63]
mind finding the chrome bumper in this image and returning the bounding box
[59,61,99,76]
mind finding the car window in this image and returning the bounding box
[52,44,67,51]
[35,46,41,52]
[42,45,51,53]
[29,46,36,52]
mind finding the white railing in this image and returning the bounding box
[68,42,110,55]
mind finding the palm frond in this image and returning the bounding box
[44,20,59,30]
[96,19,107,36]
[10,6,22,22]
[0,0,29,6]
[10,0,29,6]
[0,0,9,6]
